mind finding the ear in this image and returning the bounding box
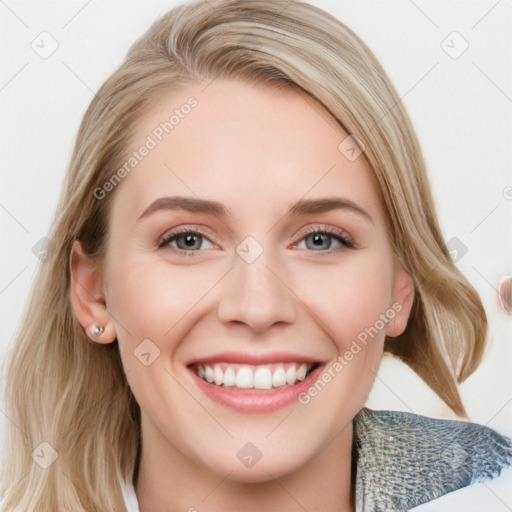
[69,240,117,344]
[386,263,415,338]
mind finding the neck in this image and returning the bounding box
[134,416,355,512]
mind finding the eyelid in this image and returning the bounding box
[157,223,356,253]
[157,225,216,248]
[292,223,355,248]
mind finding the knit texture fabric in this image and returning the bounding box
[353,408,512,512]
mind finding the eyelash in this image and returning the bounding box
[157,225,355,256]
[295,225,355,252]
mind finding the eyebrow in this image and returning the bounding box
[137,195,373,223]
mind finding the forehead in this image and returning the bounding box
[110,79,384,225]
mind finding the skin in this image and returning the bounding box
[70,79,414,511]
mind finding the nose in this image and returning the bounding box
[217,247,297,333]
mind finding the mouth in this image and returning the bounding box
[192,362,319,390]
[187,357,324,413]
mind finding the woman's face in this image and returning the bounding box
[86,80,413,481]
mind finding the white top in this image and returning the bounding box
[121,466,512,511]
[121,479,140,512]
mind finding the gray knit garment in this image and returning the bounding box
[353,408,512,512]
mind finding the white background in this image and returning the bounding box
[1,0,511,463]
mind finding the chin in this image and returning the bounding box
[201,449,310,484]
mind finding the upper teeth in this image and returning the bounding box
[196,363,312,389]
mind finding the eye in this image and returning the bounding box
[158,228,215,254]
[293,226,355,253]
[157,225,355,255]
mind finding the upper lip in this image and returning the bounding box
[188,352,325,366]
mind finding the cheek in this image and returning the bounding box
[103,254,219,418]
[104,250,229,359]
[294,251,393,352]
[294,256,392,422]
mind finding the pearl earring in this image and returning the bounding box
[89,325,105,339]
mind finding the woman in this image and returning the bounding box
[1,1,510,511]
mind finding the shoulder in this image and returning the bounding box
[353,407,512,512]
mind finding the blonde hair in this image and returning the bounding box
[1,0,486,509]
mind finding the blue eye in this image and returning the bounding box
[158,230,214,253]
[295,229,354,252]
[158,226,355,255]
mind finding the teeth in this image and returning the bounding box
[286,366,296,385]
[213,365,224,386]
[236,366,254,388]
[272,366,287,387]
[296,363,308,381]
[223,367,236,387]
[204,365,214,383]
[195,362,314,389]
[254,367,272,390]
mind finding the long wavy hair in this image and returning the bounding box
[0,0,486,510]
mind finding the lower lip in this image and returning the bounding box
[189,364,325,413]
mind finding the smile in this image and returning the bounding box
[193,362,317,390]
[188,356,324,413]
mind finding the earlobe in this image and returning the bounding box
[386,264,415,338]
[69,240,116,344]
